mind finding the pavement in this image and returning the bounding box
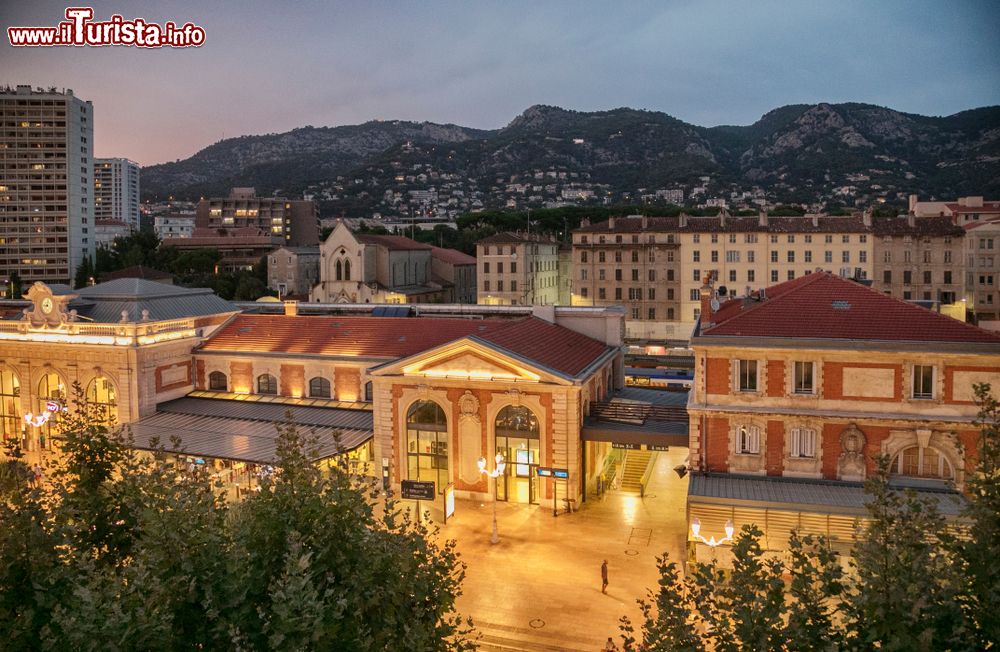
[417,447,691,651]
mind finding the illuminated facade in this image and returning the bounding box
[686,272,1000,558]
[192,305,626,505]
[0,280,236,450]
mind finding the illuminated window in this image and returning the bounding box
[0,370,21,442]
[85,377,117,423]
[406,401,448,492]
[495,405,541,503]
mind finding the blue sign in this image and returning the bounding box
[552,468,569,479]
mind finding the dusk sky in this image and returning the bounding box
[2,0,998,167]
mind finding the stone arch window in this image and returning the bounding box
[344,258,351,281]
[309,376,331,398]
[0,369,21,442]
[36,372,66,441]
[257,373,278,395]
[891,445,954,481]
[335,259,343,281]
[406,400,448,492]
[208,371,228,391]
[85,376,118,423]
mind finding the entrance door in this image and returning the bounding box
[496,436,539,503]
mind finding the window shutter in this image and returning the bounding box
[790,428,800,457]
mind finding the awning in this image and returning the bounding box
[130,397,373,464]
[581,386,689,446]
[688,472,966,517]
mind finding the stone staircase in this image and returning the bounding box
[619,450,653,493]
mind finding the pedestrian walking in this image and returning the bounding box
[601,559,608,593]
[31,463,43,488]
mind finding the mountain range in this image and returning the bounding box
[141,102,1000,213]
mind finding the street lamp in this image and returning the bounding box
[690,516,735,547]
[478,453,506,544]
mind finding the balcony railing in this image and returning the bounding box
[589,401,687,424]
[0,317,200,346]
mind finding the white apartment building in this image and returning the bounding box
[94,158,140,228]
[154,214,196,239]
[0,85,94,284]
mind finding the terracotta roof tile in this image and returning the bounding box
[430,246,476,265]
[702,272,1000,344]
[198,314,611,377]
[355,234,431,251]
[573,215,870,234]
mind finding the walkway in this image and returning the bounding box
[421,447,690,651]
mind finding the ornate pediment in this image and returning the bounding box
[22,282,77,329]
[404,351,538,382]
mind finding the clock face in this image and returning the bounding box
[40,297,54,314]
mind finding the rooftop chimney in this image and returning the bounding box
[284,300,299,317]
[812,214,819,227]
[608,217,616,230]
[907,213,915,228]
[580,217,591,228]
[862,208,873,228]
[699,272,716,328]
[758,211,768,227]
[908,194,918,214]
[641,215,648,229]
[679,213,688,228]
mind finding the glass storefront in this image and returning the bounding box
[495,405,540,504]
[406,400,448,494]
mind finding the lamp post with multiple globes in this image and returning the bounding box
[690,516,735,548]
[478,453,506,544]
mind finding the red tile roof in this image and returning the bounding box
[355,234,431,251]
[702,272,1000,344]
[198,314,611,377]
[947,201,1000,214]
[430,246,476,265]
[573,214,870,234]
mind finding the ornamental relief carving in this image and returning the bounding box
[838,423,867,481]
[458,390,480,423]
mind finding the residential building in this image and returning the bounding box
[153,213,196,239]
[477,232,562,305]
[574,213,874,337]
[429,246,477,304]
[571,215,682,337]
[910,194,1000,224]
[687,271,1000,560]
[94,158,140,228]
[0,85,94,284]
[311,221,449,303]
[870,215,965,304]
[94,219,132,249]
[163,188,319,272]
[268,246,320,298]
[964,219,1000,321]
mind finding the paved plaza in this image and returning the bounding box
[420,448,691,651]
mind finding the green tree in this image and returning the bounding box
[962,383,1000,645]
[73,256,96,288]
[619,554,699,652]
[233,272,268,301]
[783,532,846,650]
[844,456,973,651]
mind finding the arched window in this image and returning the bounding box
[495,405,541,504]
[36,373,66,442]
[891,445,954,481]
[335,259,343,281]
[364,381,373,402]
[309,376,331,398]
[208,371,227,391]
[0,369,21,442]
[257,373,278,395]
[406,400,448,491]
[85,377,118,423]
[736,425,760,455]
[344,258,351,281]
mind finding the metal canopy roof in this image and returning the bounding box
[130,397,373,464]
[688,473,966,517]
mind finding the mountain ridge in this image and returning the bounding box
[141,102,1000,212]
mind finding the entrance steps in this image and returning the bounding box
[619,450,653,493]
[474,619,605,651]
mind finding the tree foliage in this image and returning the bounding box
[0,386,473,651]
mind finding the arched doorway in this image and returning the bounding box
[495,405,540,504]
[405,400,448,493]
[85,377,118,423]
[36,372,66,447]
[0,369,21,443]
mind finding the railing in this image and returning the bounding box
[597,448,623,496]
[590,401,687,424]
[0,317,199,345]
[639,452,658,497]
